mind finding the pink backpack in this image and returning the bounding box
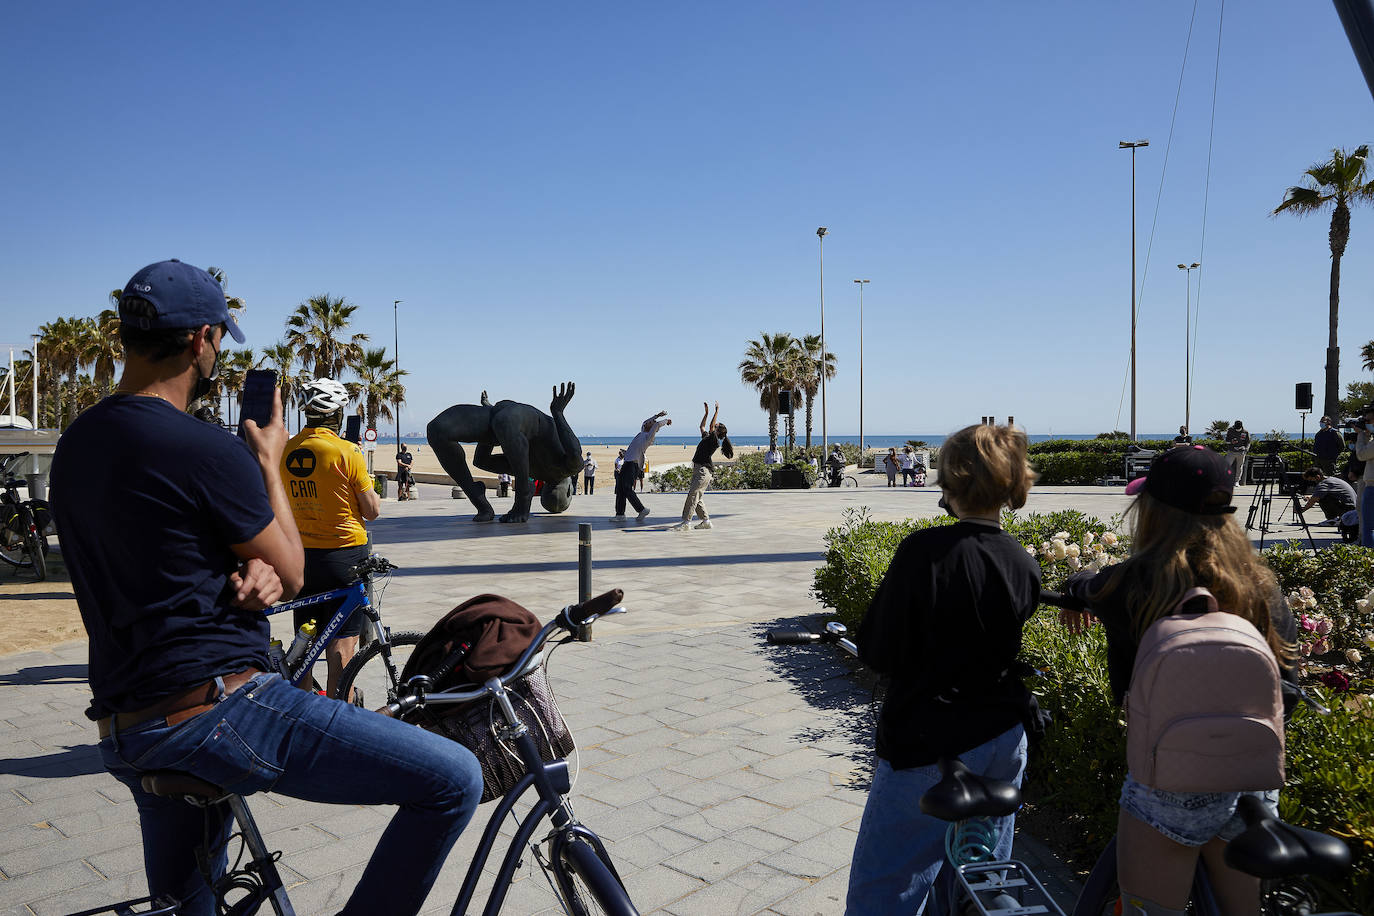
[1126,587,1285,793]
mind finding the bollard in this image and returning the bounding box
[575,523,592,642]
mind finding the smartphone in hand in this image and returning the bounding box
[344,413,362,443]
[238,369,278,439]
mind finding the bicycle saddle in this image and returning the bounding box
[919,757,1021,822]
[1224,794,1351,880]
[141,770,228,804]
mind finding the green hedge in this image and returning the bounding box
[648,450,817,492]
[811,510,1373,910]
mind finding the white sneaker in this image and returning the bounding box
[608,515,626,522]
[694,519,713,529]
[636,508,651,521]
[669,520,691,531]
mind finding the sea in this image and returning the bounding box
[389,433,1179,449]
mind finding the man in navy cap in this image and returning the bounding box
[51,260,481,916]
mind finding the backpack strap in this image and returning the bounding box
[1173,587,1218,613]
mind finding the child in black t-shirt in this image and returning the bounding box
[846,423,1041,916]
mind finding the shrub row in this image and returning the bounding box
[811,509,1374,910]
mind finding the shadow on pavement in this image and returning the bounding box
[0,662,88,686]
[0,744,105,778]
[752,613,881,791]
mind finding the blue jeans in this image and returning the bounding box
[100,672,482,916]
[846,725,1028,916]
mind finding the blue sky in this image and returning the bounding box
[3,2,1372,439]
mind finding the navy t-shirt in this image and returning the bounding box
[50,395,275,719]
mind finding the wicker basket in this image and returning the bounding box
[410,666,574,803]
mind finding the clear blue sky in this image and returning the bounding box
[3,2,1371,439]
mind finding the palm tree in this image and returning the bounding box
[353,347,407,432]
[285,295,369,379]
[738,333,798,452]
[84,309,124,393]
[205,266,247,323]
[1361,339,1374,373]
[37,316,96,430]
[793,333,836,451]
[1273,145,1374,419]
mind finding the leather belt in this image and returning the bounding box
[97,668,262,740]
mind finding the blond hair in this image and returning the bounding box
[938,424,1036,515]
[1092,491,1294,664]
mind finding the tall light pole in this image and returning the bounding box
[1177,262,1200,432]
[853,279,869,455]
[816,227,828,458]
[30,334,38,430]
[393,299,402,458]
[1119,139,1149,441]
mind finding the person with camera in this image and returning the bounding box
[52,260,481,916]
[1312,416,1344,475]
[1297,466,1357,522]
[1355,403,1374,547]
[1223,420,1250,485]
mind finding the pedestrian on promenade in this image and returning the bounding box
[1173,425,1192,447]
[846,423,1040,914]
[50,259,481,916]
[883,447,899,487]
[670,401,732,531]
[1313,416,1343,475]
[282,377,381,699]
[613,449,626,487]
[582,452,597,495]
[1224,420,1251,485]
[396,443,415,500]
[898,446,916,486]
[612,410,669,522]
[1355,403,1374,547]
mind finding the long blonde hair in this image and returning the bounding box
[1092,490,1294,664]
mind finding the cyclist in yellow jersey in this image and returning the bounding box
[281,378,380,697]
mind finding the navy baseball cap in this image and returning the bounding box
[118,259,245,343]
[1126,445,1236,514]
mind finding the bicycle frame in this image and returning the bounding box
[263,579,376,687]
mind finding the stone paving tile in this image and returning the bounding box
[664,862,813,916]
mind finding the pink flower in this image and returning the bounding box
[1311,639,1330,656]
[1315,619,1333,636]
[1300,615,1317,632]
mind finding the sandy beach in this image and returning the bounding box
[398,441,773,492]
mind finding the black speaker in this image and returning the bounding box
[778,390,792,414]
[1295,382,1313,411]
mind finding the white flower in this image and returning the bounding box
[1298,586,1315,599]
[1050,538,1068,560]
[1101,532,1119,547]
[1067,556,1082,570]
[1347,649,1364,665]
[1066,544,1081,558]
[1358,598,1371,614]
[1304,597,1318,610]
[1082,532,1096,546]
[1364,631,1374,650]
[1026,546,1037,557]
[1054,531,1071,542]
[1287,592,1305,610]
[1085,559,1103,573]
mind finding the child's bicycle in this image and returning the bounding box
[766,619,1360,916]
[0,451,51,581]
[67,588,638,916]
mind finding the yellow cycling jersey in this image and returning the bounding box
[280,426,372,549]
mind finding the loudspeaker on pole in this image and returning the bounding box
[1295,382,1313,412]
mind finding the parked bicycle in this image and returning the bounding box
[766,614,1359,916]
[71,588,637,916]
[815,466,858,488]
[1,451,52,581]
[262,554,412,704]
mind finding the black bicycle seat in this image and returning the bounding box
[1224,795,1351,880]
[141,770,227,803]
[919,757,1021,822]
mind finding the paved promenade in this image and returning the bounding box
[0,474,1323,915]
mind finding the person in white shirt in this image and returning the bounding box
[898,446,917,486]
[582,453,597,495]
[613,449,626,486]
[764,447,781,465]
[612,411,670,522]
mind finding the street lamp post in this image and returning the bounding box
[817,227,828,459]
[1119,139,1149,441]
[393,299,402,460]
[1177,262,1200,432]
[853,279,868,455]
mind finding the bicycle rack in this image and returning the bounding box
[956,859,1066,916]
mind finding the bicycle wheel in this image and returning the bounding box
[1071,837,1121,916]
[26,532,46,581]
[555,836,637,916]
[842,475,858,488]
[0,531,26,568]
[334,631,425,707]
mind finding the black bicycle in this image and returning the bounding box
[71,588,638,916]
[1,451,52,581]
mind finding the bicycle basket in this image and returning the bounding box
[411,665,574,802]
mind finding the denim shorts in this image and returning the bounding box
[1119,773,1279,846]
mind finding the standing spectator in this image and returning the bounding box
[613,449,626,487]
[498,471,511,497]
[50,259,480,916]
[1172,425,1192,447]
[282,377,381,700]
[882,447,899,487]
[1355,403,1374,547]
[612,410,669,522]
[1224,420,1251,485]
[670,402,732,530]
[898,446,917,486]
[582,452,597,495]
[396,443,415,500]
[847,423,1040,914]
[1312,416,1344,475]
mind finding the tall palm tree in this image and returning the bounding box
[84,309,124,393]
[37,316,96,430]
[738,333,798,452]
[353,347,407,432]
[1273,145,1374,419]
[285,295,369,379]
[793,333,836,451]
[1361,339,1374,373]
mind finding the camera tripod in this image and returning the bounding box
[1244,451,1315,550]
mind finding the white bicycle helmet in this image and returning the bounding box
[300,377,348,414]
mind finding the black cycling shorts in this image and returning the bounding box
[293,543,371,638]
